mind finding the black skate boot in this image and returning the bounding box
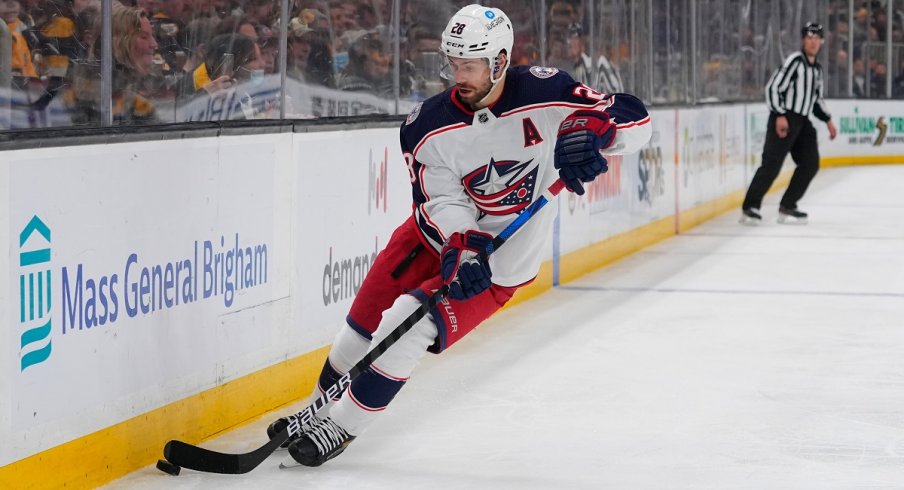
[281,417,355,468]
[739,207,762,225]
[267,412,323,449]
[777,205,808,224]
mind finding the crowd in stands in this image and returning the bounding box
[825,0,904,98]
[0,0,457,125]
[1,0,901,127]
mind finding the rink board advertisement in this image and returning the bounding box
[2,135,291,466]
[819,99,904,158]
[172,77,416,121]
[291,128,412,350]
[676,104,749,210]
[557,108,677,256]
[0,99,902,483]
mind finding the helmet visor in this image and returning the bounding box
[439,54,490,81]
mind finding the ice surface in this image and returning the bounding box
[105,166,904,490]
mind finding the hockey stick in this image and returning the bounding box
[163,179,567,474]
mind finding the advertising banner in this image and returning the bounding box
[819,99,904,158]
[746,103,770,183]
[676,104,748,210]
[2,134,290,465]
[557,108,677,255]
[174,76,418,121]
[2,99,900,471]
[292,129,412,350]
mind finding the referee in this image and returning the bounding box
[741,22,837,225]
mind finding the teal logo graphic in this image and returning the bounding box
[19,215,52,371]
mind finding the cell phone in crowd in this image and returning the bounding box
[216,53,235,78]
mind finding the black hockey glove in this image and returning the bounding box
[554,110,617,195]
[441,230,493,301]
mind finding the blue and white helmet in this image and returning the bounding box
[441,4,514,84]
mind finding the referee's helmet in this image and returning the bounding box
[801,22,824,38]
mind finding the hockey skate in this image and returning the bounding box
[739,207,762,225]
[281,417,355,468]
[777,206,808,224]
[267,412,324,449]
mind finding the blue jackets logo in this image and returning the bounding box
[19,215,53,371]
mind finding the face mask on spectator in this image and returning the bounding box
[247,68,265,87]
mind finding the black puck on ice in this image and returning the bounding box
[156,458,182,476]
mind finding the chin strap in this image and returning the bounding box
[473,55,508,108]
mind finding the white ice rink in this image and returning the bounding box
[105,165,904,490]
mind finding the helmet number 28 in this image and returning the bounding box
[451,23,466,35]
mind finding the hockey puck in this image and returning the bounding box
[156,459,181,476]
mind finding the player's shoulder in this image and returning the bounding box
[505,65,579,103]
[401,89,465,147]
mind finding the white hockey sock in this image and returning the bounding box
[303,323,373,419]
[327,323,373,374]
[328,294,438,435]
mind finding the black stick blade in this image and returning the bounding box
[163,430,289,474]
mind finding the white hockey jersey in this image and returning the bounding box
[401,65,651,287]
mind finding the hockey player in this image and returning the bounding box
[275,4,652,467]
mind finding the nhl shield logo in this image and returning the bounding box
[478,113,489,124]
[406,102,422,125]
[529,66,559,79]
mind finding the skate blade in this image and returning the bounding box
[278,455,302,469]
[777,215,808,225]
[739,216,761,226]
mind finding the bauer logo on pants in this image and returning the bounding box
[18,215,53,371]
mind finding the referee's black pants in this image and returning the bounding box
[742,112,820,211]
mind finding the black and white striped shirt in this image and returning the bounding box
[765,51,831,121]
[573,53,624,95]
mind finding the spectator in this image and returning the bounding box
[30,0,93,110]
[287,21,335,87]
[329,0,367,67]
[853,57,867,96]
[74,4,99,55]
[135,0,160,15]
[336,32,390,96]
[67,3,159,124]
[189,0,230,19]
[547,0,576,41]
[256,23,278,74]
[327,0,355,37]
[829,48,848,96]
[179,15,217,74]
[149,0,188,76]
[512,43,540,66]
[893,59,904,98]
[294,6,329,31]
[236,0,275,26]
[870,60,887,97]
[356,1,378,31]
[1,0,38,78]
[215,16,259,40]
[177,32,262,99]
[402,23,444,99]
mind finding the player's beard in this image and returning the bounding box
[457,79,493,109]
